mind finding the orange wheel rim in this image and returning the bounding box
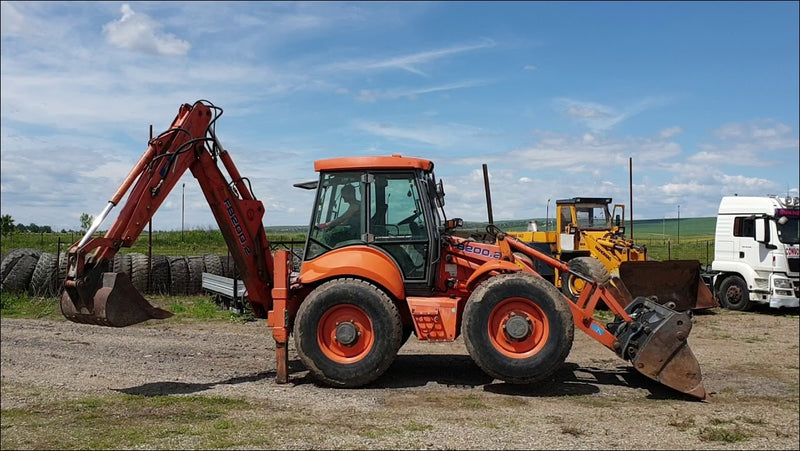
[317,304,374,363]
[487,297,549,359]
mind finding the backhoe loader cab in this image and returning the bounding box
[303,155,442,282]
[60,102,708,399]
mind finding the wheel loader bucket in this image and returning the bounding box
[618,260,718,311]
[62,271,172,327]
[610,296,708,400]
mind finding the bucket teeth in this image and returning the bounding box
[612,297,708,400]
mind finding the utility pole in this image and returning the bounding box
[677,204,680,245]
[546,198,551,231]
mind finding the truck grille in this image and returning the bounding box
[789,258,799,273]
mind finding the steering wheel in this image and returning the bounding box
[398,210,422,226]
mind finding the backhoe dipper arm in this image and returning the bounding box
[62,101,274,326]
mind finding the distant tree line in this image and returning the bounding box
[1,213,93,237]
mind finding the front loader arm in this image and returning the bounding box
[489,226,708,399]
[63,101,275,326]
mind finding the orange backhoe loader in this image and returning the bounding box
[62,101,708,399]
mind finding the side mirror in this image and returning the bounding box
[445,218,463,230]
[755,217,767,243]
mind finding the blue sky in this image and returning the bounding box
[1,1,798,232]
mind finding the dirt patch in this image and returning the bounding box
[2,306,798,449]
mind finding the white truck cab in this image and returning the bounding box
[710,195,799,310]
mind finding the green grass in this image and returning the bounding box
[1,228,306,257]
[0,390,256,450]
[698,426,750,443]
[0,292,59,319]
[0,292,248,323]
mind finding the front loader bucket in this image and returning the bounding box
[62,271,172,327]
[618,260,718,311]
[609,297,708,400]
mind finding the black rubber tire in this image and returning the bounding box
[293,278,402,388]
[129,253,150,293]
[718,275,753,311]
[168,256,189,296]
[149,255,171,295]
[112,253,133,278]
[56,251,69,291]
[202,253,223,276]
[28,252,58,297]
[400,325,415,348]
[561,257,610,302]
[186,256,205,294]
[462,272,575,384]
[2,254,39,293]
[1,248,43,282]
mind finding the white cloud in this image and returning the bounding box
[355,120,486,148]
[691,119,799,168]
[0,1,25,36]
[103,4,191,56]
[554,96,674,132]
[324,39,496,76]
[355,79,491,103]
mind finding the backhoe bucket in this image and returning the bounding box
[618,260,718,311]
[62,271,172,327]
[609,297,708,400]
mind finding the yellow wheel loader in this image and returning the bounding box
[508,197,717,311]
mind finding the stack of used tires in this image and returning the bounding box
[0,249,236,297]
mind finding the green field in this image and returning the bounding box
[1,217,716,266]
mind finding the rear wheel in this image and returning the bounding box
[294,278,402,387]
[718,275,753,311]
[463,272,574,384]
[561,257,609,302]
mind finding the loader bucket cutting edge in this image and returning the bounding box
[613,297,708,400]
[61,272,172,327]
[618,260,718,311]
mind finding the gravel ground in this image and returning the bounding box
[1,305,798,450]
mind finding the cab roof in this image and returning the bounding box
[314,154,434,173]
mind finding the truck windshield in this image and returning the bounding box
[776,213,799,245]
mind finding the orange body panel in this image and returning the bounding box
[298,245,406,300]
[406,297,462,341]
[314,154,433,172]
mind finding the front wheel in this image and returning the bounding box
[718,275,753,311]
[561,257,610,302]
[462,272,575,384]
[294,278,402,387]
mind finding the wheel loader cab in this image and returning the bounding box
[303,156,442,283]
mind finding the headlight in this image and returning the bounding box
[774,278,793,289]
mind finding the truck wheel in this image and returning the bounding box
[28,252,58,297]
[718,276,753,311]
[561,257,609,302]
[130,253,150,293]
[293,278,402,388]
[1,254,39,293]
[149,255,170,294]
[463,272,574,384]
[168,256,189,296]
